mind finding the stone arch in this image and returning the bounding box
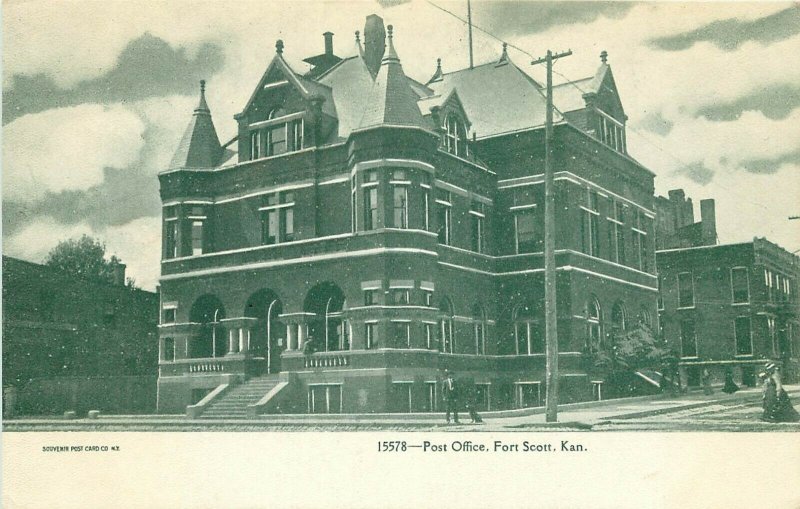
[244,289,285,372]
[304,282,348,352]
[471,303,487,355]
[189,294,226,358]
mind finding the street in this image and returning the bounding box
[5,385,799,432]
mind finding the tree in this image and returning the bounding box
[44,235,135,288]
[586,323,676,396]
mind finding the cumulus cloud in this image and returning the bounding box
[3,33,225,124]
[3,104,146,203]
[649,6,800,51]
[4,216,162,291]
[696,83,800,121]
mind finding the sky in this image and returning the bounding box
[3,1,799,290]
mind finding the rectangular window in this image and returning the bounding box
[165,219,178,259]
[364,187,378,230]
[425,323,434,349]
[162,308,176,324]
[393,185,408,228]
[365,323,376,349]
[288,119,303,152]
[678,272,694,308]
[364,289,378,306]
[470,202,484,253]
[731,267,750,304]
[425,382,437,412]
[582,190,600,257]
[261,192,294,244]
[191,220,204,256]
[516,382,542,408]
[435,189,451,245]
[391,322,411,348]
[391,289,410,305]
[680,318,697,358]
[515,211,537,253]
[250,130,261,159]
[423,290,433,307]
[267,124,287,156]
[423,187,431,231]
[163,338,175,362]
[734,316,752,356]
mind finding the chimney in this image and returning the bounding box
[699,199,717,245]
[112,263,126,286]
[323,31,334,57]
[363,14,386,76]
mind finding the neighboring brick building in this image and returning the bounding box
[2,256,159,415]
[654,194,799,386]
[654,189,717,250]
[157,15,659,414]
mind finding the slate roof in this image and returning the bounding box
[427,59,559,139]
[357,29,430,132]
[317,55,377,138]
[169,82,223,170]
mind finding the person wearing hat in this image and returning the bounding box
[761,362,800,423]
[722,367,739,394]
[442,370,460,424]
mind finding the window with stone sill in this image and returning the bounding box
[444,114,468,158]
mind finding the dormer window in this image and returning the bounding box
[249,108,304,160]
[444,114,467,157]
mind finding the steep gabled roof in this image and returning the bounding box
[238,42,336,119]
[427,57,557,139]
[317,53,375,138]
[169,81,223,170]
[357,26,430,131]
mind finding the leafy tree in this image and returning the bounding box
[44,235,136,288]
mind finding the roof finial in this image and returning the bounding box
[355,30,360,44]
[200,79,206,94]
[196,79,209,111]
[436,58,442,72]
[383,24,398,61]
[276,39,284,55]
[600,50,608,64]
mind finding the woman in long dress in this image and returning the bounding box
[761,363,800,423]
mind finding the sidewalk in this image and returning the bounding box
[7,385,794,431]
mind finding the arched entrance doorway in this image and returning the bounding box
[189,295,226,358]
[304,282,348,352]
[244,289,285,373]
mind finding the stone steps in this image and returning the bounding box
[200,377,281,418]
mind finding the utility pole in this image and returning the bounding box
[531,49,572,422]
[467,0,474,69]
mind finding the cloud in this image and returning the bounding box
[649,6,800,51]
[696,83,800,121]
[3,104,146,203]
[3,33,224,124]
[4,216,162,291]
[675,162,715,185]
[472,1,634,39]
[638,112,674,136]
[741,149,800,175]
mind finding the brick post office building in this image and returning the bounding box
[156,15,660,415]
[655,194,799,386]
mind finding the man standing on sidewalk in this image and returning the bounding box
[443,370,460,424]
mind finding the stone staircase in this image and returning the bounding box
[200,376,281,419]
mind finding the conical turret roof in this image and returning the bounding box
[358,25,428,131]
[169,80,223,169]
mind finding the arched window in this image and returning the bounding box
[444,114,467,157]
[514,303,543,355]
[472,304,487,355]
[189,294,226,358]
[611,302,626,332]
[439,297,455,353]
[639,307,652,330]
[252,107,302,158]
[586,297,601,352]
